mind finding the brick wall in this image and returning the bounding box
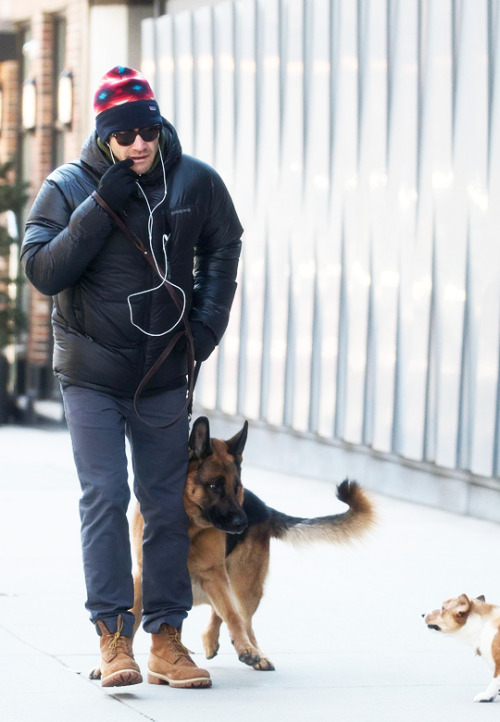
[0,63,19,357]
[0,61,19,165]
[25,13,55,368]
[24,5,85,371]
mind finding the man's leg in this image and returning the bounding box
[62,385,135,631]
[127,386,211,687]
[127,386,192,631]
[62,384,142,687]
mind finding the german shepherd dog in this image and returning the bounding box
[130,416,376,671]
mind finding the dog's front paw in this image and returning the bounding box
[474,691,496,703]
[202,634,220,659]
[238,649,261,667]
[204,643,220,660]
[89,666,102,680]
[253,656,275,671]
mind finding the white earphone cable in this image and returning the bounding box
[125,150,187,337]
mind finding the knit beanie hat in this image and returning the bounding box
[94,66,162,142]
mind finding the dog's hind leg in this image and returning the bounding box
[202,608,223,659]
[130,502,144,637]
[131,566,143,637]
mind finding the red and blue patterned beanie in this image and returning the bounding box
[93,66,162,142]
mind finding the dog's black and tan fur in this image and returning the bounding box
[130,416,376,671]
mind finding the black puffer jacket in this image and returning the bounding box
[21,120,243,397]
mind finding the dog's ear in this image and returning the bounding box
[226,420,248,459]
[456,594,471,617]
[476,595,486,602]
[189,416,212,460]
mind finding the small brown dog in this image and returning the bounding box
[424,594,500,702]
[130,416,376,671]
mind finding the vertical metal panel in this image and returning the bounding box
[423,224,439,463]
[158,15,175,121]
[494,316,500,476]
[192,6,214,163]
[236,245,248,417]
[490,2,500,477]
[385,0,397,167]
[328,0,340,201]
[487,0,500,182]
[334,221,348,440]
[212,2,236,179]
[456,229,474,470]
[283,245,296,428]
[308,238,322,434]
[172,11,195,153]
[254,0,263,198]
[384,0,419,460]
[259,234,272,421]
[391,251,404,455]
[302,0,313,198]
[362,238,376,447]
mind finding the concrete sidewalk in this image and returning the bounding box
[1,423,500,721]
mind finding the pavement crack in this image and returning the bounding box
[0,625,156,720]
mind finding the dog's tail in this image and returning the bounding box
[267,479,376,546]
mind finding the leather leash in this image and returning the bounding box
[92,190,200,428]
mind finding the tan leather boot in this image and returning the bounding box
[96,615,143,687]
[148,623,212,688]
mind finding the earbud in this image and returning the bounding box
[107,143,116,164]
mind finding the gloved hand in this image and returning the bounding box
[97,158,137,213]
[190,321,217,362]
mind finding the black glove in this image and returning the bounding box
[97,158,137,213]
[190,321,217,362]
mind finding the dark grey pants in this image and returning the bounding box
[61,384,192,636]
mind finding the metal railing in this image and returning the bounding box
[142,0,500,481]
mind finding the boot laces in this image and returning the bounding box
[165,627,190,659]
[108,615,128,654]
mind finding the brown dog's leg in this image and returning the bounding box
[202,608,223,659]
[131,572,143,637]
[130,502,144,636]
[199,567,262,667]
[227,534,274,670]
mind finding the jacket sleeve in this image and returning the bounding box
[190,170,243,342]
[21,169,115,296]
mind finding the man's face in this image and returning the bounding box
[108,129,159,175]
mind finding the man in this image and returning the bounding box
[21,66,243,689]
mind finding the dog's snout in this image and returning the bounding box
[227,512,248,534]
[208,506,248,534]
[427,624,441,631]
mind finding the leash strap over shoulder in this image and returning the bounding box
[92,190,200,427]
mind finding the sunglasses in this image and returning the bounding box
[110,124,161,146]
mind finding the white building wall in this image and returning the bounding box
[142,0,500,516]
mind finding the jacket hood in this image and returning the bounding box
[80,117,182,182]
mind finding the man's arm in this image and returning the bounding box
[21,169,115,296]
[190,170,243,353]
